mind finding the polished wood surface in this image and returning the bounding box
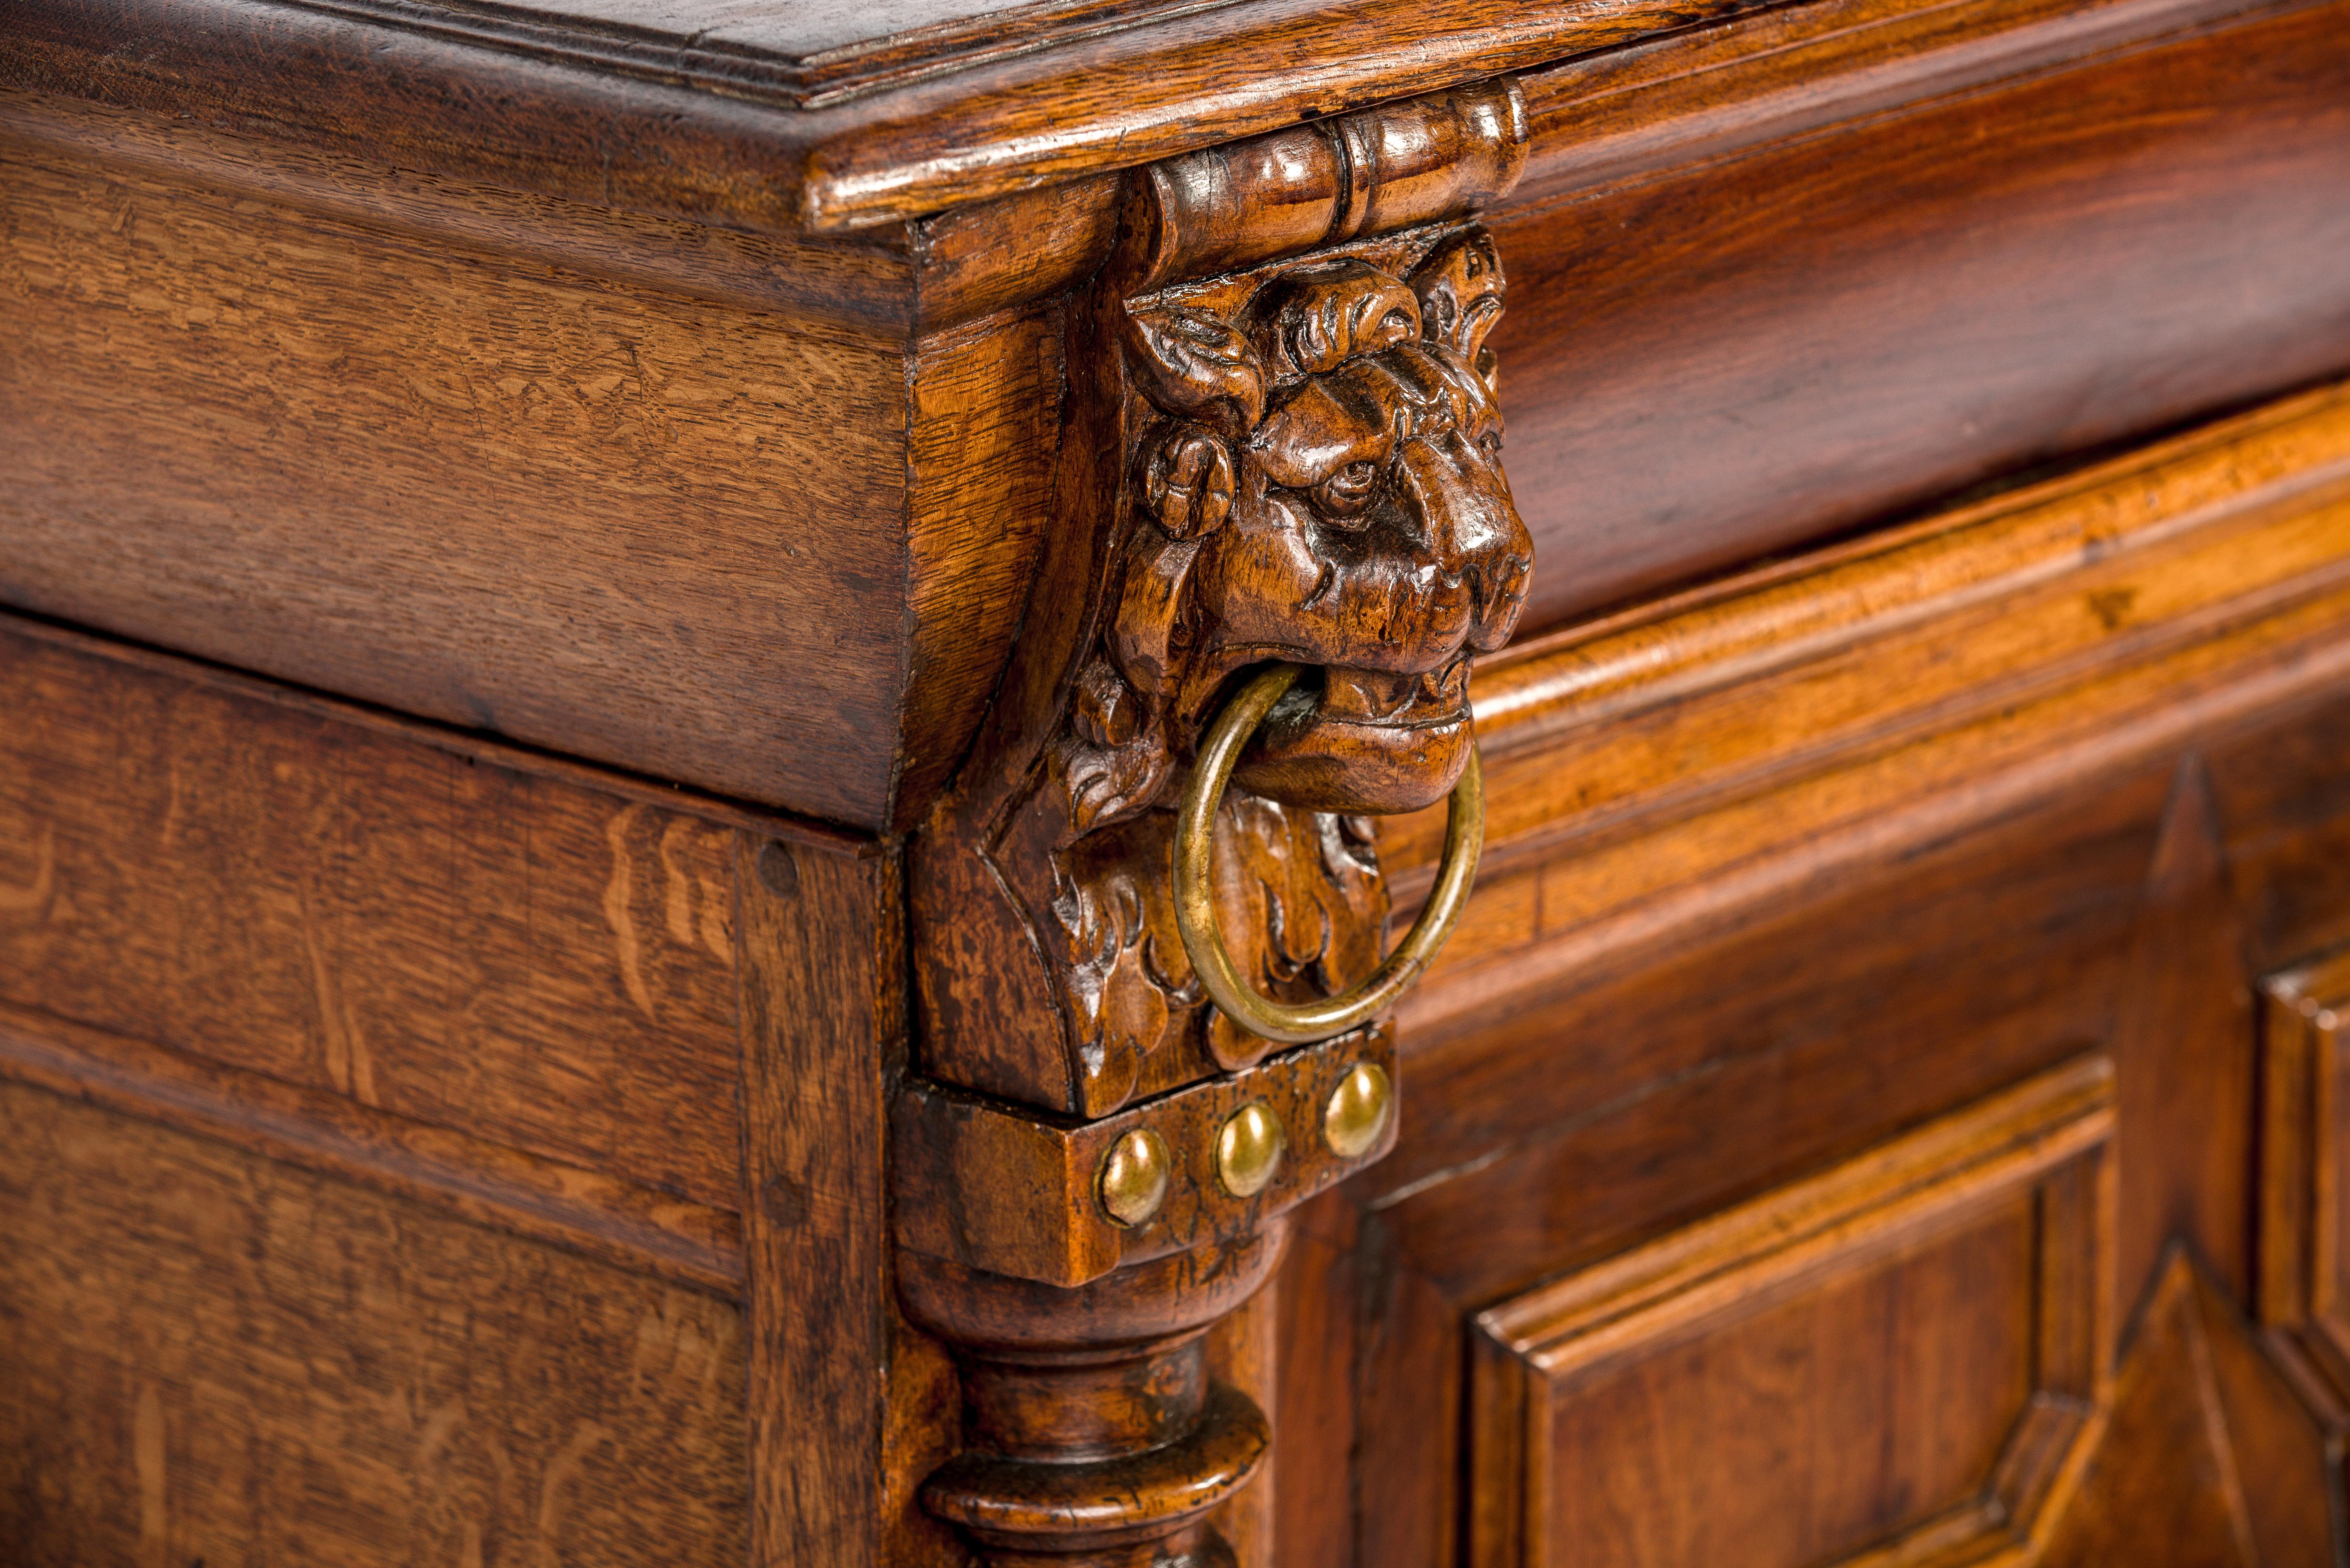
[1498,0,2350,624]
[6,0,2346,829]
[0,0,1770,230]
[7,0,2350,1562]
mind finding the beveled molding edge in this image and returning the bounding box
[891,80,1530,1568]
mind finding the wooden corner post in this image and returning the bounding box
[898,79,1534,1567]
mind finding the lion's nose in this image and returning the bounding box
[1393,429,1534,655]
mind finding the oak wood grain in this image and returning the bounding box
[0,1000,742,1294]
[0,1076,747,1564]
[0,617,748,1210]
[0,108,1063,830]
[736,836,963,1568]
[1492,0,2350,629]
[1281,377,2350,1564]
[0,0,1770,231]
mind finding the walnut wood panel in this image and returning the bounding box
[1470,1057,2114,1568]
[0,1076,747,1564]
[0,107,1058,830]
[1490,0,2350,629]
[0,617,756,1211]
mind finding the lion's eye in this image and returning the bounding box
[1313,460,1381,520]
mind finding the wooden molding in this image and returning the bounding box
[0,0,1737,232]
[2,0,2307,231]
[1469,1055,2117,1568]
[1511,0,2307,208]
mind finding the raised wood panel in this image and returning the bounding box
[2260,948,2350,1342]
[1494,0,2350,629]
[0,106,1058,830]
[0,618,757,1211]
[1469,1059,2115,1568]
[0,1076,747,1564]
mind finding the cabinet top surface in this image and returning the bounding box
[1,0,1766,230]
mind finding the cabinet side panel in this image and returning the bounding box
[0,620,746,1210]
[0,1078,747,1564]
[0,119,912,825]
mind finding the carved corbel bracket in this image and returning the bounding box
[899,77,1532,1568]
[913,77,1531,1122]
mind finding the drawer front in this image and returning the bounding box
[1491,0,2350,628]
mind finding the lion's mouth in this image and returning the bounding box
[1231,657,1475,814]
[1316,659,1472,730]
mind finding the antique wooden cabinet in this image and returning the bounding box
[6,0,2350,1563]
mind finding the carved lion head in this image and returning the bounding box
[1078,228,1533,826]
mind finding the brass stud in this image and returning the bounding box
[1216,1101,1285,1198]
[1323,1062,1394,1160]
[1097,1128,1171,1229]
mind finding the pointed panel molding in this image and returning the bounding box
[1468,1057,2115,1568]
[2042,1251,2338,1568]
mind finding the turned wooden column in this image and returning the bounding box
[894,78,1534,1566]
[899,1233,1284,1568]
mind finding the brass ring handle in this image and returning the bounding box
[1174,662,1486,1046]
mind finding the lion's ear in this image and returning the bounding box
[1411,229,1506,390]
[1142,424,1235,539]
[1123,304,1265,439]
